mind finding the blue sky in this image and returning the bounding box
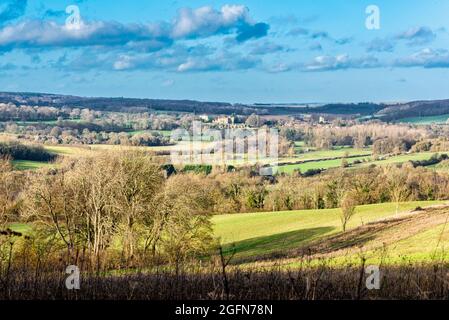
[1,0,449,103]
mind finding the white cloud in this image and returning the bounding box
[0,4,268,51]
[395,48,449,68]
[305,54,380,71]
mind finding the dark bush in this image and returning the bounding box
[0,142,56,162]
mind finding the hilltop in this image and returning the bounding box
[3,91,449,121]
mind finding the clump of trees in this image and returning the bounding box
[0,141,56,162]
[0,103,66,121]
[280,122,426,151]
[20,152,216,270]
[4,123,172,147]
[373,137,416,155]
[151,163,449,215]
[0,105,181,147]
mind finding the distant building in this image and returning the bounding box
[302,114,313,122]
[213,115,246,129]
[199,114,212,122]
[213,115,235,126]
[213,115,235,125]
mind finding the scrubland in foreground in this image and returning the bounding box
[3,263,449,300]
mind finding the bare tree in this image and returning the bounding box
[113,152,163,262]
[0,157,21,231]
[340,192,357,232]
[385,167,410,215]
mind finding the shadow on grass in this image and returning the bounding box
[222,226,335,263]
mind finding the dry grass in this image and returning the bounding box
[3,263,449,300]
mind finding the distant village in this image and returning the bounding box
[199,113,331,130]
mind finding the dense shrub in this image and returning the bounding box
[410,153,449,168]
[0,142,56,162]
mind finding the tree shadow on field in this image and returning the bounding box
[222,227,335,264]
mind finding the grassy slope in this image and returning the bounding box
[296,147,371,160]
[278,143,373,174]
[45,145,81,155]
[298,206,449,266]
[277,156,370,174]
[396,114,449,125]
[213,201,444,261]
[389,224,449,259]
[8,223,31,234]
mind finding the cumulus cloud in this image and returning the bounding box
[365,26,438,53]
[171,4,266,40]
[304,54,380,72]
[0,4,269,52]
[110,44,215,71]
[235,22,269,42]
[395,48,449,68]
[265,62,293,73]
[176,51,260,72]
[112,52,176,71]
[395,26,436,46]
[109,44,260,73]
[0,20,172,51]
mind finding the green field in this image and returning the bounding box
[278,145,372,174]
[8,222,32,234]
[213,201,445,262]
[277,151,449,175]
[396,114,449,125]
[12,160,53,170]
[384,223,449,260]
[296,147,372,160]
[45,145,88,155]
[277,156,371,174]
